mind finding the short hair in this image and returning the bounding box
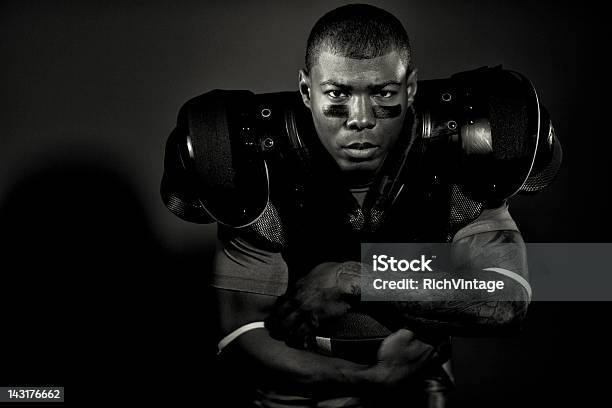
[305,4,411,71]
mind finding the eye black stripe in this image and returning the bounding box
[373,105,401,118]
[322,104,402,119]
[323,105,349,118]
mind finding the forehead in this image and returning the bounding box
[311,51,408,87]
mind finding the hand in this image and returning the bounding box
[368,329,438,389]
[265,261,363,349]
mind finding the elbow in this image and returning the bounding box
[491,300,530,335]
[487,278,531,335]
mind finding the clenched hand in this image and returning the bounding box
[265,261,363,348]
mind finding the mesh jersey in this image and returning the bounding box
[212,201,518,296]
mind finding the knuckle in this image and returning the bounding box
[397,328,416,340]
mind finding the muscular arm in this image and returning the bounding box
[213,239,438,398]
[375,229,530,336]
[268,228,531,341]
[215,287,373,398]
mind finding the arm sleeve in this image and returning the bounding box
[451,201,519,242]
[212,235,288,296]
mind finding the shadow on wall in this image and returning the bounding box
[0,158,221,403]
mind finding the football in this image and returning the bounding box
[314,311,393,364]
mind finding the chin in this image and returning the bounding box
[337,158,382,173]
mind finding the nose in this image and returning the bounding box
[346,95,375,131]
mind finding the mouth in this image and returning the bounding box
[345,142,377,150]
[342,142,380,159]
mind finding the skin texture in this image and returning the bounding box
[298,50,417,180]
[215,281,438,398]
[389,230,530,335]
[266,229,531,345]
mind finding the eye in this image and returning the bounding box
[375,90,396,99]
[326,90,349,100]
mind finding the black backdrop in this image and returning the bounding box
[1,0,610,405]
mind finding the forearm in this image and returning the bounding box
[215,287,374,397]
[359,271,527,337]
[346,231,530,335]
[378,268,528,335]
[390,300,527,336]
[225,328,376,398]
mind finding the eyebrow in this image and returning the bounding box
[319,80,349,88]
[319,80,402,89]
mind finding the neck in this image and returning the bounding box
[341,164,383,189]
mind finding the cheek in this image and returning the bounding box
[373,105,402,119]
[377,115,406,146]
[311,112,341,148]
[312,101,345,134]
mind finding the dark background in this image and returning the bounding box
[0,0,610,405]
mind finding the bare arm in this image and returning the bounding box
[267,230,530,341]
[215,288,437,398]
[215,287,371,398]
[377,229,530,335]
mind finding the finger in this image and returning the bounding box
[272,295,301,321]
[266,312,299,341]
[266,296,302,340]
[413,342,437,363]
[286,313,315,349]
[391,328,416,342]
[404,341,437,374]
[319,300,351,320]
[270,304,312,344]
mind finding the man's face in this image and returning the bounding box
[299,50,416,177]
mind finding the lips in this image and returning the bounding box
[342,142,380,159]
[345,142,377,150]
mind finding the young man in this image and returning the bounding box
[166,4,536,407]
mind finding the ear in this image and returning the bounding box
[406,68,418,106]
[298,69,312,109]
